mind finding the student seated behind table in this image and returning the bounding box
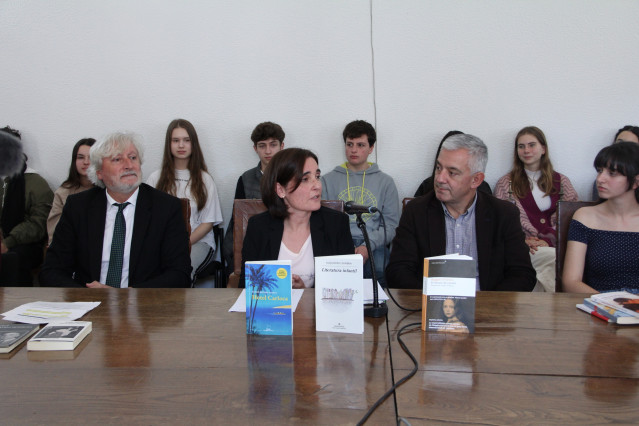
[223,122,285,273]
[386,133,536,291]
[241,148,354,288]
[414,130,492,197]
[47,138,96,245]
[0,126,54,287]
[321,120,399,287]
[40,132,191,288]
[592,125,639,200]
[494,126,578,292]
[147,119,223,287]
[563,142,639,293]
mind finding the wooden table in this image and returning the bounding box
[0,288,394,425]
[1,288,638,425]
[387,291,639,425]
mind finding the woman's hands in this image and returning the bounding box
[525,237,549,254]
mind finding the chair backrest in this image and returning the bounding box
[212,225,227,288]
[555,200,597,292]
[180,198,191,254]
[402,197,415,211]
[231,199,345,278]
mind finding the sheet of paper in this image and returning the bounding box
[229,283,387,312]
[229,289,304,313]
[363,279,389,304]
[2,301,101,324]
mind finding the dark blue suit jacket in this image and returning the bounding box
[40,183,191,288]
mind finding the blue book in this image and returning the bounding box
[245,260,292,335]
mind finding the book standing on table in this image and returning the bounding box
[315,254,364,334]
[422,255,476,333]
[245,260,292,336]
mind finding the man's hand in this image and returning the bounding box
[355,245,369,263]
[86,281,111,288]
[0,242,8,254]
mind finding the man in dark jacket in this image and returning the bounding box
[386,133,535,291]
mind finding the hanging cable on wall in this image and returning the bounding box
[369,0,379,161]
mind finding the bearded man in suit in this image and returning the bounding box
[41,132,190,288]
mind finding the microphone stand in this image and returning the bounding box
[355,212,388,318]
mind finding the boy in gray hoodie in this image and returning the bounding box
[321,120,399,287]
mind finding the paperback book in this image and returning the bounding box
[577,298,639,325]
[590,291,639,319]
[0,324,39,353]
[245,260,292,335]
[27,321,92,351]
[315,254,364,334]
[422,254,476,333]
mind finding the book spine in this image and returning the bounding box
[421,293,427,331]
[583,299,616,321]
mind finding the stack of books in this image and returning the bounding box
[577,291,639,325]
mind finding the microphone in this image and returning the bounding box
[344,201,378,215]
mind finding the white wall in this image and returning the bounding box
[2,0,638,226]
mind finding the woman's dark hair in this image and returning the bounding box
[431,130,463,178]
[155,119,209,210]
[261,148,319,219]
[614,125,639,143]
[0,126,21,140]
[413,131,463,197]
[509,126,558,198]
[594,141,639,202]
[62,138,96,189]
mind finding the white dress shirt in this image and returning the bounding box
[99,189,139,288]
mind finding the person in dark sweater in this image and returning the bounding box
[224,122,285,273]
[0,126,53,286]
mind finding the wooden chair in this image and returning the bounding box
[227,199,344,288]
[555,200,596,292]
[402,197,414,211]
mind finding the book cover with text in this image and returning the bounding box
[315,254,364,334]
[422,255,476,333]
[245,260,292,335]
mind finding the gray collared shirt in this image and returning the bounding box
[442,193,480,289]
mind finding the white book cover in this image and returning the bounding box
[27,321,92,351]
[314,254,364,334]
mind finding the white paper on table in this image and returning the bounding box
[229,289,304,313]
[2,301,101,324]
[229,283,387,312]
[363,279,389,304]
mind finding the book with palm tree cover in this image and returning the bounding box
[245,260,293,335]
